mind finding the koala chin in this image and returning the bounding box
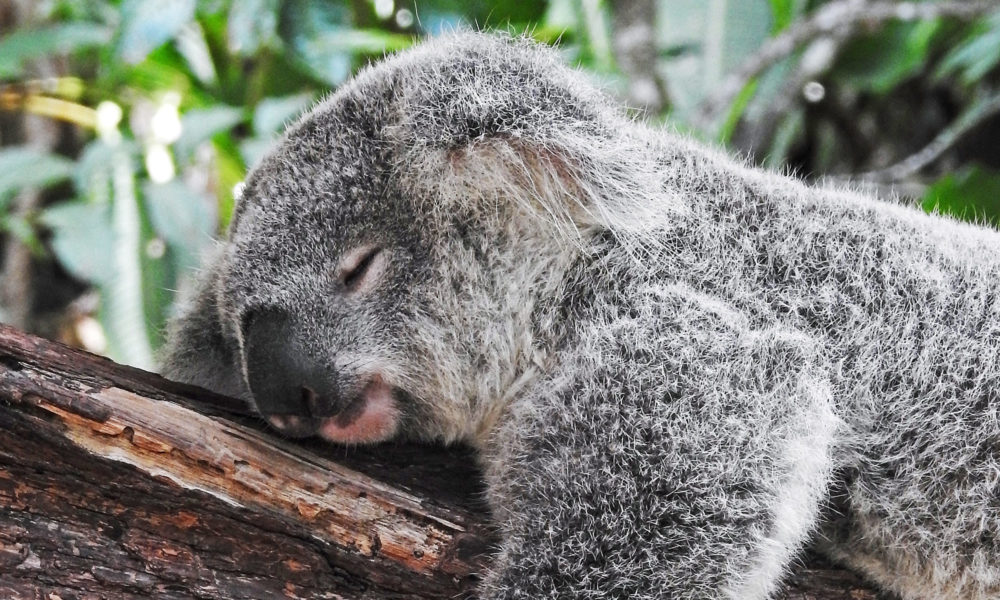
[161,33,1000,600]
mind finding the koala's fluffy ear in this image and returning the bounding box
[410,133,688,245]
[387,34,688,245]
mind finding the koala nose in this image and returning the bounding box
[242,309,342,437]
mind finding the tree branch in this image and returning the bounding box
[0,324,884,598]
[857,88,1000,182]
[695,0,999,132]
[0,324,491,598]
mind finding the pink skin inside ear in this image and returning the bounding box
[317,377,399,444]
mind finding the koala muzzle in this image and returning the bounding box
[242,309,344,437]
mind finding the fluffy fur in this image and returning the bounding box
[160,33,1000,599]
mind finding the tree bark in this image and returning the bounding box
[0,324,883,599]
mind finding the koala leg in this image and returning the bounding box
[158,250,249,399]
[478,295,839,600]
[815,413,1000,599]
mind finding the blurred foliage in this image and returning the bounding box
[0,0,999,368]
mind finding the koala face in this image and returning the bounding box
[202,34,657,446]
[218,90,442,445]
[218,76,522,447]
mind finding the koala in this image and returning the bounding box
[160,33,1000,600]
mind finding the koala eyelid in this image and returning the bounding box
[338,246,384,291]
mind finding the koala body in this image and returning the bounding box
[161,33,1000,599]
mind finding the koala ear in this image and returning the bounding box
[379,34,693,248]
[399,125,689,248]
[383,36,689,246]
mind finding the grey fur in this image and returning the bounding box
[160,33,1000,599]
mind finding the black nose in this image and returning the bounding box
[242,309,341,437]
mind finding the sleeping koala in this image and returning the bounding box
[161,33,1000,600]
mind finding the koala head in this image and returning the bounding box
[210,33,683,447]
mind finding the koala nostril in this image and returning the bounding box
[243,308,342,430]
[302,385,321,416]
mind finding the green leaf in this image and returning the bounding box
[116,0,196,64]
[410,0,547,30]
[0,22,111,78]
[922,167,1000,227]
[253,93,314,136]
[174,20,217,84]
[737,52,795,133]
[228,0,281,55]
[174,105,245,161]
[142,180,214,272]
[280,0,353,85]
[1,214,45,257]
[138,214,175,351]
[303,28,414,54]
[105,150,155,369]
[579,0,614,73]
[279,0,413,86]
[717,78,758,144]
[211,137,248,231]
[764,108,804,170]
[39,200,115,284]
[73,140,117,201]
[0,148,74,207]
[767,0,806,33]
[768,0,793,33]
[936,12,1000,86]
[835,20,941,95]
[543,0,577,33]
[239,137,276,169]
[288,27,413,86]
[656,0,773,120]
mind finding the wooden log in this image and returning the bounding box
[0,324,883,599]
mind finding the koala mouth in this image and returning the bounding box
[265,375,400,444]
[315,376,400,444]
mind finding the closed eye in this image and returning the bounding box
[339,246,384,291]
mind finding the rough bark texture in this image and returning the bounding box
[0,324,882,599]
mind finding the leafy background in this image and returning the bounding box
[0,0,998,369]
